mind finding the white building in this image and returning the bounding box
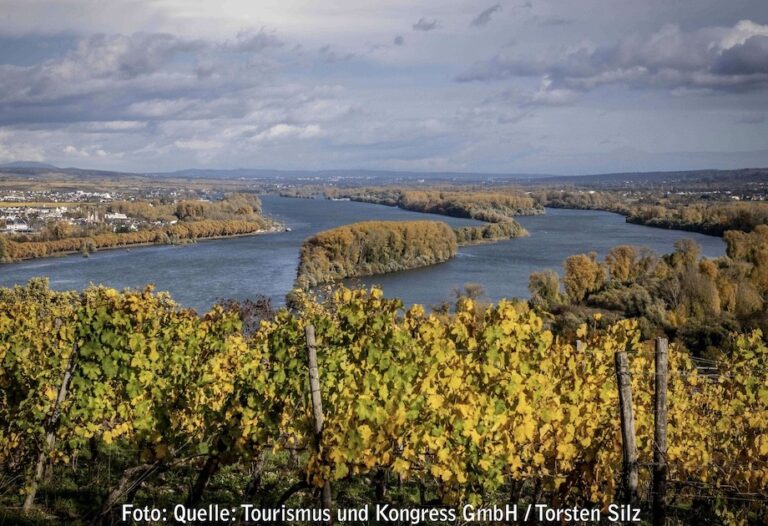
[5,221,30,232]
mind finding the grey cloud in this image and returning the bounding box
[471,5,501,27]
[393,35,404,46]
[483,79,581,109]
[70,33,205,80]
[318,44,357,62]
[228,28,282,53]
[456,102,530,127]
[412,18,439,31]
[0,31,286,125]
[1,1,767,174]
[0,78,354,169]
[538,16,573,27]
[457,20,768,92]
[712,35,768,75]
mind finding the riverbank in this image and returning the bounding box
[539,200,764,238]
[1,223,285,263]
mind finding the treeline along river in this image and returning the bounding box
[0,195,724,311]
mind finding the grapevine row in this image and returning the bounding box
[0,280,765,523]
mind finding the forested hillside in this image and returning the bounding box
[295,220,457,288]
[0,282,765,524]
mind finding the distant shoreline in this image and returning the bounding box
[543,204,725,238]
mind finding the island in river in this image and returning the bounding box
[295,220,458,288]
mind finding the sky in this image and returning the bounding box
[0,0,767,175]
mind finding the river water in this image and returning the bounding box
[0,195,724,311]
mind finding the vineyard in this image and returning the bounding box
[0,280,766,524]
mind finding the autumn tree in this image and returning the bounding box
[453,283,486,300]
[735,282,764,318]
[605,245,638,283]
[528,270,562,309]
[48,221,73,241]
[670,239,701,270]
[563,252,606,303]
[296,220,458,288]
[725,225,768,294]
[680,268,721,318]
[0,236,10,263]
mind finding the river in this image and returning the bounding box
[0,195,725,311]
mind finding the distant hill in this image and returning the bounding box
[0,161,59,170]
[1,162,767,189]
[0,164,144,180]
[525,168,768,188]
[151,167,549,182]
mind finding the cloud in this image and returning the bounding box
[252,123,324,142]
[174,139,224,150]
[712,35,768,75]
[471,5,502,27]
[227,28,282,53]
[63,144,108,158]
[80,121,148,132]
[318,44,357,62]
[0,1,766,174]
[527,78,581,106]
[0,131,45,162]
[538,16,573,27]
[457,19,768,92]
[67,33,204,80]
[481,77,581,113]
[412,18,439,32]
[457,99,530,127]
[0,30,287,125]
[718,19,768,49]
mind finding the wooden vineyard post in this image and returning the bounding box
[614,351,638,507]
[653,338,669,526]
[305,324,333,523]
